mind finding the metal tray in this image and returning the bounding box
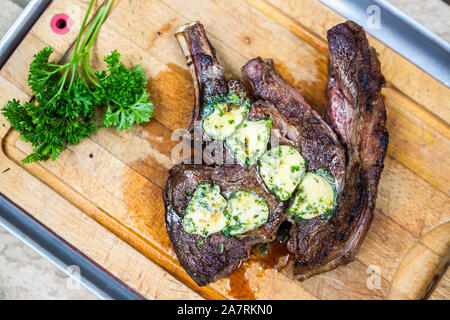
[0,0,143,300]
[0,0,449,300]
[320,0,450,87]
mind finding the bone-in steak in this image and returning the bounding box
[290,21,388,280]
[165,22,287,286]
[164,21,388,286]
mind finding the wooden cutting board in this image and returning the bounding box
[0,0,449,300]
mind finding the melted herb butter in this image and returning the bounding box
[288,170,337,221]
[182,183,227,237]
[258,145,307,201]
[225,119,272,166]
[222,190,269,237]
[202,92,250,140]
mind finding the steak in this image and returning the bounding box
[242,58,346,193]
[164,164,286,285]
[164,21,388,286]
[288,21,387,280]
[166,22,287,285]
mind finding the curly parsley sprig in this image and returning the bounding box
[1,0,153,163]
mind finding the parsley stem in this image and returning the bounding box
[46,66,70,106]
[75,0,114,86]
[82,0,114,84]
[68,64,76,92]
[73,0,95,56]
[79,8,103,56]
[85,1,113,53]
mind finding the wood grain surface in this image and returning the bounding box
[0,0,448,300]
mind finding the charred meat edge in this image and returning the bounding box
[293,21,388,280]
[241,21,387,281]
[242,58,346,193]
[168,22,287,286]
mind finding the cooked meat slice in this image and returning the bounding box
[167,23,287,286]
[247,99,346,193]
[241,21,387,281]
[290,21,388,280]
[164,164,287,286]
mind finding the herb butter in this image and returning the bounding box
[288,170,337,221]
[202,92,250,140]
[258,145,307,201]
[223,190,269,236]
[182,183,228,237]
[225,119,272,166]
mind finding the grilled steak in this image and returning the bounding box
[242,58,346,193]
[164,20,387,286]
[164,164,286,285]
[288,21,387,280]
[166,22,288,286]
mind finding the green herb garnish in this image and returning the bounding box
[2,0,153,163]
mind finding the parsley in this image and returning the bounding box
[1,0,153,163]
[97,52,153,131]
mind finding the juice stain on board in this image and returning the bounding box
[119,63,195,261]
[121,63,302,300]
[147,63,194,131]
[225,238,293,299]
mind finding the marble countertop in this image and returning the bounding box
[0,0,448,300]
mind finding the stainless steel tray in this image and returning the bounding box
[321,0,450,87]
[0,0,143,300]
